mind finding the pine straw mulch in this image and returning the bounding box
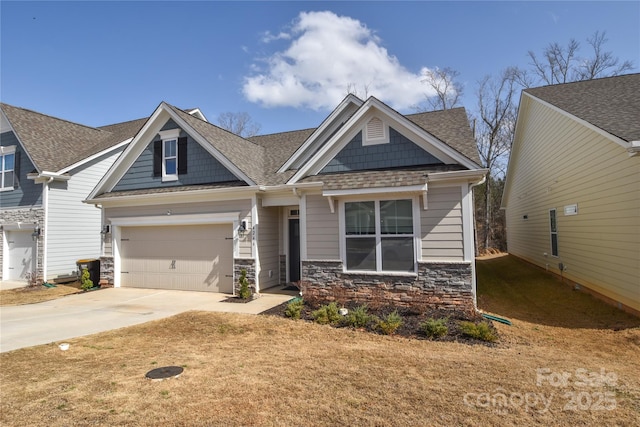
[261,300,499,345]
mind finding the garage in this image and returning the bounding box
[5,229,37,281]
[119,224,233,293]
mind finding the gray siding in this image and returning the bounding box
[257,203,280,290]
[113,123,237,191]
[320,128,442,173]
[0,131,42,208]
[306,194,339,259]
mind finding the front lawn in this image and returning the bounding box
[0,255,638,426]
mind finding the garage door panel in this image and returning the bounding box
[120,224,233,293]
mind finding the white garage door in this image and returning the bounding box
[5,230,36,281]
[120,224,233,293]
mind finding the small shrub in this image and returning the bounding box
[237,269,251,300]
[343,304,375,328]
[312,302,341,325]
[285,298,304,319]
[80,268,94,290]
[376,310,403,335]
[459,321,497,342]
[25,271,40,288]
[420,318,449,339]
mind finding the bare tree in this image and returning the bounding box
[345,82,371,99]
[424,67,463,110]
[217,112,261,138]
[577,31,634,80]
[521,30,634,87]
[414,67,463,112]
[474,67,519,251]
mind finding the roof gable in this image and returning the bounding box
[89,102,261,199]
[0,103,141,173]
[287,97,481,183]
[524,73,640,143]
[278,94,364,172]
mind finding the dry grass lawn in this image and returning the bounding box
[1,255,638,426]
[0,283,81,306]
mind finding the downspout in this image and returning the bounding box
[40,176,54,282]
[469,176,487,310]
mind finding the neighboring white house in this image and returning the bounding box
[0,103,145,283]
[501,74,640,315]
[86,96,487,313]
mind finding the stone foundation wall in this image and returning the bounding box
[300,260,474,315]
[234,258,256,295]
[99,256,114,288]
[0,207,45,282]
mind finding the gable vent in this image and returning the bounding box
[364,117,388,145]
[367,117,384,139]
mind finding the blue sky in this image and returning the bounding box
[1,1,638,135]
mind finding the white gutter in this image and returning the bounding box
[28,171,72,183]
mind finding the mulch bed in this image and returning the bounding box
[261,300,499,345]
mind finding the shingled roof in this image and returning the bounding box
[524,73,640,142]
[1,103,144,172]
[406,107,481,165]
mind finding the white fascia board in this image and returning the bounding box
[88,103,168,200]
[501,92,531,210]
[323,184,428,197]
[288,98,480,184]
[278,94,364,173]
[58,138,132,175]
[165,105,256,186]
[84,185,258,207]
[185,108,208,122]
[108,212,240,227]
[523,92,632,151]
[0,109,41,174]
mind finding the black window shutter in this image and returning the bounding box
[13,150,20,188]
[153,141,162,177]
[177,137,188,174]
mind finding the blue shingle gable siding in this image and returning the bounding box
[113,124,237,191]
[0,131,42,208]
[320,128,443,174]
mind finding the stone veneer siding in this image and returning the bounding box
[99,256,114,288]
[234,258,256,295]
[300,260,474,315]
[0,207,45,282]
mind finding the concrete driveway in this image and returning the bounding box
[0,287,295,353]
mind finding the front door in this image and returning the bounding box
[288,219,300,282]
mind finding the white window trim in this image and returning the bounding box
[339,196,418,274]
[0,145,16,191]
[159,129,180,182]
[362,116,389,146]
[549,208,559,257]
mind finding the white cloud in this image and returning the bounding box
[261,31,292,43]
[243,11,435,111]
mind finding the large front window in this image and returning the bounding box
[344,199,415,272]
[0,146,16,191]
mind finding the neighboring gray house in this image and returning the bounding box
[0,104,145,283]
[502,74,640,315]
[88,96,486,313]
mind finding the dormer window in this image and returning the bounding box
[163,138,178,181]
[0,145,16,191]
[363,117,388,146]
[154,129,187,182]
